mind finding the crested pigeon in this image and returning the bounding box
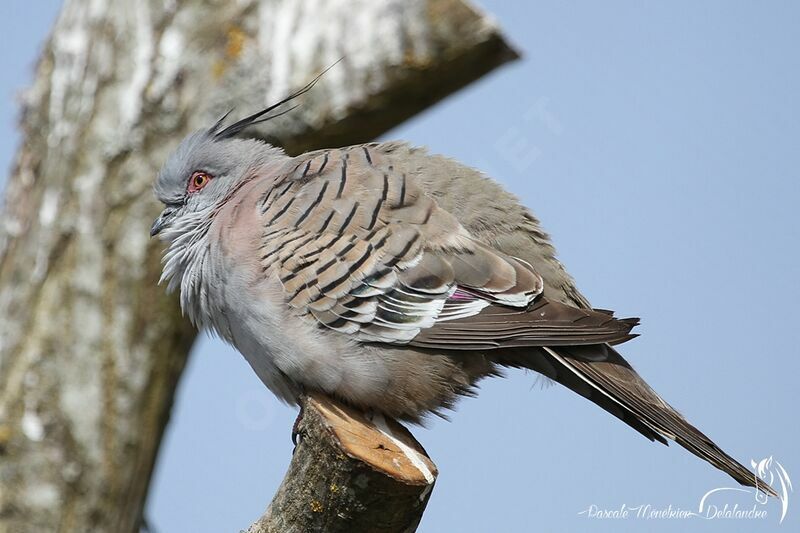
[151,89,775,496]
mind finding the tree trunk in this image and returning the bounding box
[0,1,516,531]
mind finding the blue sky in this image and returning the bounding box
[2,2,798,532]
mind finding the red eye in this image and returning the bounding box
[188,171,212,193]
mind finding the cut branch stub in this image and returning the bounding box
[248,393,437,533]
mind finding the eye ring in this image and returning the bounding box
[188,171,213,193]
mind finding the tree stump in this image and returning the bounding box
[248,394,437,533]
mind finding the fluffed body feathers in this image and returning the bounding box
[153,127,775,496]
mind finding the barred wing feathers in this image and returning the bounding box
[257,144,637,346]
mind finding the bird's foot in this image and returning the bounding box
[291,402,306,453]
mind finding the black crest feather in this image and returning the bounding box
[213,59,342,140]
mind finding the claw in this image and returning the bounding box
[291,402,306,452]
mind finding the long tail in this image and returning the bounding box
[501,343,778,497]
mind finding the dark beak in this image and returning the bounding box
[150,207,176,237]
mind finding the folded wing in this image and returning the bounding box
[258,145,637,346]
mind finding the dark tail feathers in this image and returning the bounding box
[500,343,778,497]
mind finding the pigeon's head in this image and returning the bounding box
[150,121,279,239]
[150,64,333,239]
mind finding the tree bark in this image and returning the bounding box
[248,394,437,533]
[0,1,515,532]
